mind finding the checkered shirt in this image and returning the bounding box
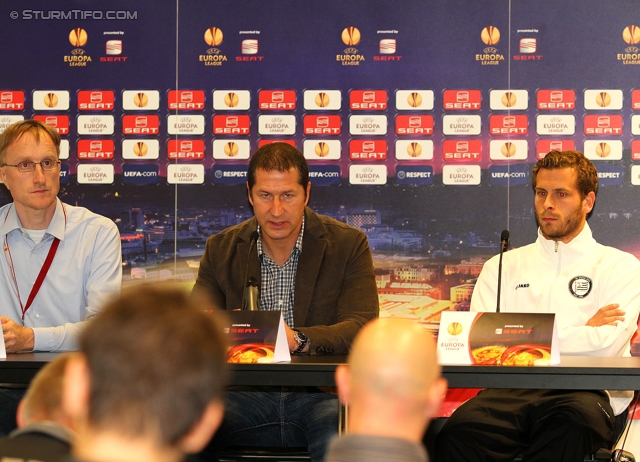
[256,217,304,328]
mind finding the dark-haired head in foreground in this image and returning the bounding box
[63,284,228,462]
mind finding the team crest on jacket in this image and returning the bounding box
[568,276,592,298]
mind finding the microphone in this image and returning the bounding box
[241,231,260,311]
[496,229,509,313]
[500,229,510,252]
[243,277,260,311]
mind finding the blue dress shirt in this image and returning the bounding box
[0,199,122,351]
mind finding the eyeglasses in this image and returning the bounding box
[2,160,61,172]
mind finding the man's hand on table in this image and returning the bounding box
[1,316,34,352]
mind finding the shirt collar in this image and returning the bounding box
[257,215,305,258]
[1,199,65,241]
[536,221,596,258]
[9,420,76,444]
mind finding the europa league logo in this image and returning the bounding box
[224,142,238,157]
[134,142,148,157]
[315,92,330,108]
[204,27,224,47]
[501,92,517,107]
[408,92,423,108]
[342,27,361,46]
[596,92,611,108]
[481,26,500,46]
[501,142,516,158]
[623,25,640,45]
[447,322,463,336]
[315,142,330,157]
[44,93,58,108]
[69,28,88,47]
[596,142,610,158]
[407,142,422,157]
[134,92,148,108]
[224,92,239,108]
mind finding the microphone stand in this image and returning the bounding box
[241,231,259,311]
[496,229,509,313]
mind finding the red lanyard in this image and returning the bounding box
[3,204,63,326]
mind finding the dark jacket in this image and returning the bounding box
[0,421,72,462]
[193,207,379,354]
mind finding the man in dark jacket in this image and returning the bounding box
[193,142,379,461]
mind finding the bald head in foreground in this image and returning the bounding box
[327,318,447,462]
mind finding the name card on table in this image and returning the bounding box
[437,312,559,366]
[0,333,5,359]
[224,310,291,364]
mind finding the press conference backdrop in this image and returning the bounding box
[1,1,640,347]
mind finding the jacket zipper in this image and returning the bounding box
[545,241,561,313]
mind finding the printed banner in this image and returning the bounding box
[224,311,291,363]
[438,312,559,366]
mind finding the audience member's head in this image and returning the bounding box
[17,352,76,430]
[335,318,447,442]
[62,284,228,462]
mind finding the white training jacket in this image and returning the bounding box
[471,222,640,415]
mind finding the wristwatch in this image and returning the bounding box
[292,329,309,354]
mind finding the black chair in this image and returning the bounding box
[425,411,635,462]
[510,409,635,462]
[587,449,635,462]
[584,408,635,462]
[218,402,346,462]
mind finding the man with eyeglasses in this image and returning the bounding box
[0,119,122,433]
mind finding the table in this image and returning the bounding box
[0,353,60,384]
[229,355,640,390]
[441,355,640,390]
[4,353,640,390]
